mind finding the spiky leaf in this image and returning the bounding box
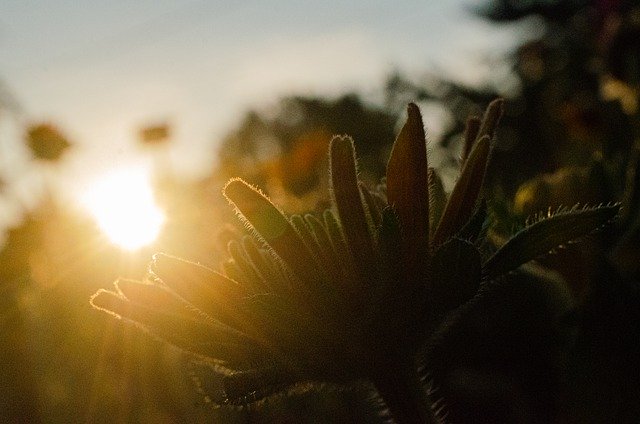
[433,135,491,247]
[114,278,196,320]
[240,235,273,292]
[223,368,296,403]
[483,204,621,279]
[151,254,254,331]
[386,103,431,275]
[227,239,264,292]
[224,179,321,301]
[330,136,378,283]
[90,289,259,365]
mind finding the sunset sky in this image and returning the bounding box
[0,0,536,240]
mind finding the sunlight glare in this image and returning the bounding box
[80,167,165,250]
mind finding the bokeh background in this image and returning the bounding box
[2,0,639,422]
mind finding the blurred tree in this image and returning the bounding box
[26,123,72,162]
[216,94,397,211]
[384,1,640,200]
[473,0,640,276]
[138,122,171,146]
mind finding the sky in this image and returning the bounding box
[0,0,536,234]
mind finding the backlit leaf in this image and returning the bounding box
[224,179,321,301]
[483,204,621,279]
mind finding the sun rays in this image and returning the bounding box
[79,166,165,251]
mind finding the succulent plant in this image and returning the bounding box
[91,99,619,423]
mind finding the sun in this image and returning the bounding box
[79,166,165,250]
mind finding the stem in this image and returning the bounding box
[373,363,437,424]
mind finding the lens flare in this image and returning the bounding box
[80,166,165,250]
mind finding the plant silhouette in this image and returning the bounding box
[91,100,619,423]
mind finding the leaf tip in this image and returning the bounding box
[223,177,250,203]
[90,288,126,319]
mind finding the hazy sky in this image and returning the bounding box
[0,0,534,229]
